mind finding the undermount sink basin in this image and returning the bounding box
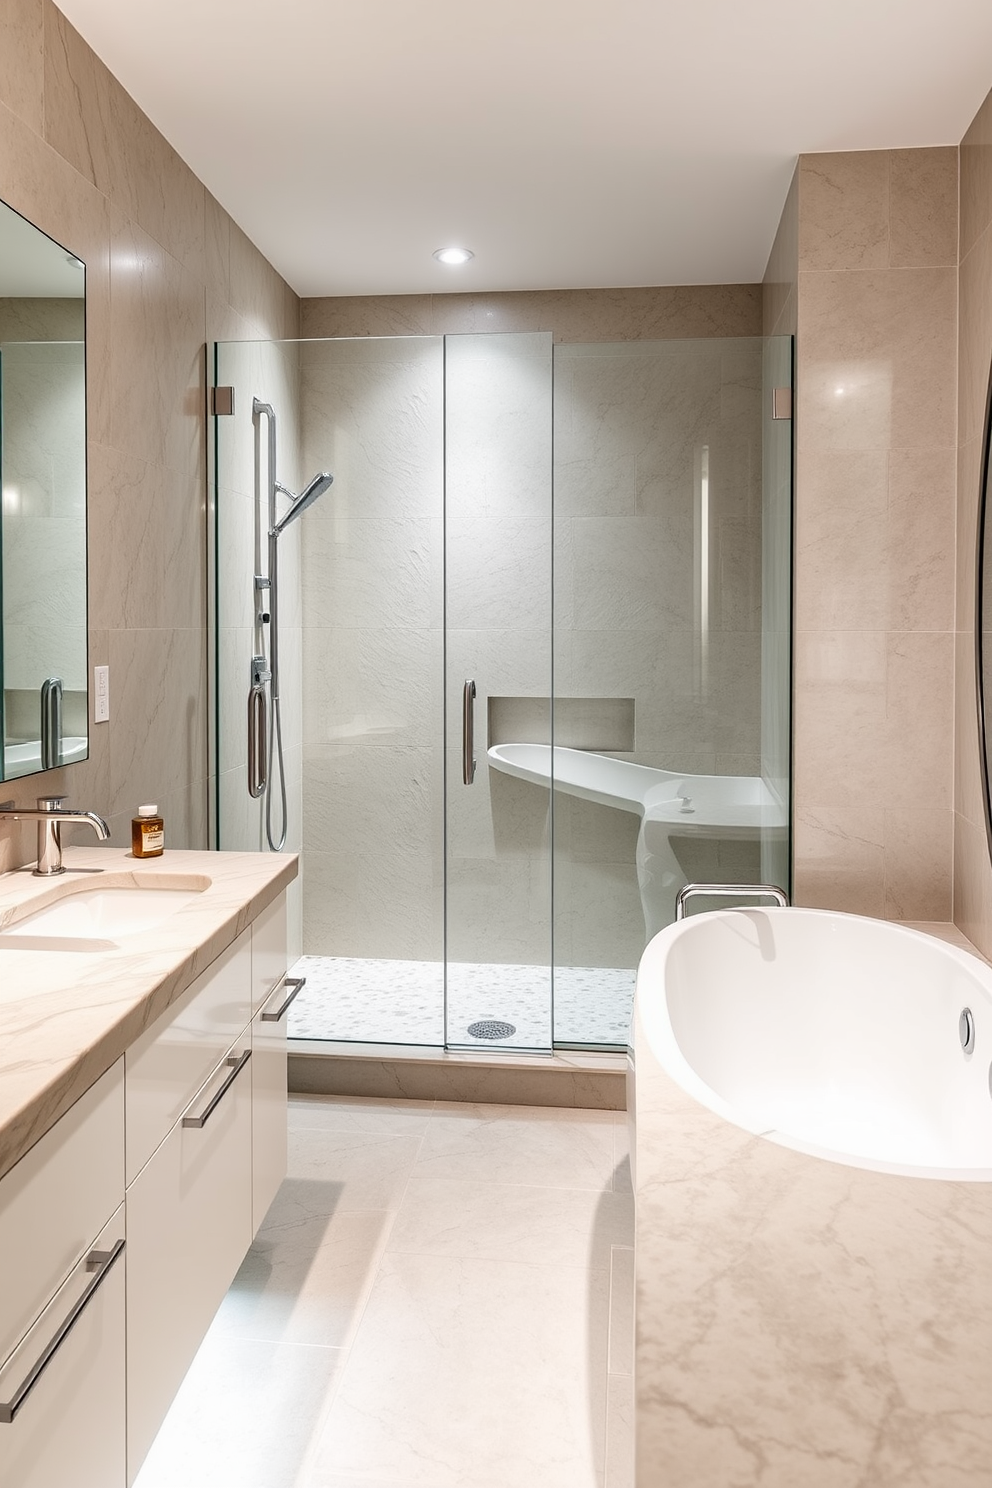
[0,875,211,948]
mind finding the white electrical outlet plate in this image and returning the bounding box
[94,665,110,723]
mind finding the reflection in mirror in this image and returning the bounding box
[0,199,87,781]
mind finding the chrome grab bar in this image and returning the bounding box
[182,1049,251,1129]
[260,975,306,1023]
[0,1237,125,1425]
[462,679,477,785]
[675,882,790,920]
[40,677,63,771]
[248,655,269,800]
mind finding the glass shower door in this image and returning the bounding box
[443,333,555,1053]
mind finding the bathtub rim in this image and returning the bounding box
[636,907,992,1183]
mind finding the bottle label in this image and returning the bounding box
[142,827,164,853]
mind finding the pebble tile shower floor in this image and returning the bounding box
[288,956,637,1048]
[133,1094,635,1488]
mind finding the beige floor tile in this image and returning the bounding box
[413,1101,618,1190]
[307,1251,609,1488]
[605,1373,635,1488]
[288,1127,425,1210]
[608,1247,635,1375]
[133,1334,345,1488]
[613,1113,634,1196]
[387,1175,633,1268]
[211,1203,392,1348]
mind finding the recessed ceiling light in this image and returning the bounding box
[433,247,474,266]
[65,253,84,270]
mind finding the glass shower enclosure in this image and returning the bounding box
[209,329,792,1054]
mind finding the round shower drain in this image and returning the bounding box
[467,1019,516,1040]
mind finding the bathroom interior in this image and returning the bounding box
[1,2,992,1486]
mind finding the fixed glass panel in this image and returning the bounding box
[551,337,791,1046]
[443,332,554,1053]
[0,199,87,781]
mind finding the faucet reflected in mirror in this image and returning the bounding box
[0,797,110,876]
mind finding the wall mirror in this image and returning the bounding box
[0,198,87,781]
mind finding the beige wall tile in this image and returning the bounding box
[0,0,43,134]
[108,212,205,475]
[958,224,992,449]
[882,807,952,920]
[886,447,955,632]
[955,628,986,830]
[302,285,762,343]
[42,1,140,218]
[953,812,992,958]
[799,151,889,271]
[793,806,885,915]
[107,627,206,818]
[956,436,983,634]
[204,192,230,307]
[888,147,958,268]
[794,450,888,631]
[960,83,992,262]
[798,266,956,452]
[302,294,433,339]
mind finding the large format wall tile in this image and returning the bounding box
[0,0,43,134]
[787,147,958,921]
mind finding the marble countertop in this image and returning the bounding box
[0,846,297,1184]
[630,919,992,1487]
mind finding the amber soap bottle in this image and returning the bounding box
[132,804,164,858]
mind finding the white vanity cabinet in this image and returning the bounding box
[251,892,293,1232]
[0,1063,126,1488]
[124,895,288,1484]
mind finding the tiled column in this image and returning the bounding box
[792,149,957,918]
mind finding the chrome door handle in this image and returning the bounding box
[462,679,477,785]
[260,975,306,1022]
[182,1049,251,1128]
[675,882,789,920]
[0,1237,125,1425]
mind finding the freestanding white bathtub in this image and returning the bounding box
[637,907,992,1179]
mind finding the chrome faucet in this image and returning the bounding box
[0,796,111,876]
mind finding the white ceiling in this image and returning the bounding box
[57,0,992,298]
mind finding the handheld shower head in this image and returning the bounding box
[270,471,334,536]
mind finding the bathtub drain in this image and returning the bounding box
[467,1019,517,1040]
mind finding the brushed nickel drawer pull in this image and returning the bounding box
[182,1049,251,1129]
[260,975,306,1023]
[0,1237,125,1425]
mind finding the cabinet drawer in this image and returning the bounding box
[125,929,251,1184]
[0,1206,126,1488]
[126,1038,252,1483]
[0,1061,123,1368]
[251,892,287,1013]
[251,977,293,1234]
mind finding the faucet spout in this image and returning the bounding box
[0,796,111,876]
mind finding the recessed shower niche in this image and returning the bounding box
[209,329,793,1052]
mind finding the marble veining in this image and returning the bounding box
[631,920,992,1486]
[0,846,296,1182]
